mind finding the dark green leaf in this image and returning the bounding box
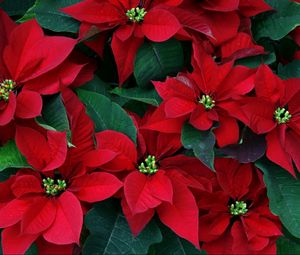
[235,52,276,68]
[153,225,206,255]
[80,76,112,96]
[0,0,35,16]
[79,76,129,107]
[77,89,137,144]
[37,93,71,142]
[134,39,184,88]
[40,95,68,127]
[122,100,149,117]
[181,123,215,170]
[34,0,81,33]
[253,0,300,41]
[83,200,162,255]
[0,141,30,172]
[0,168,18,182]
[275,37,299,64]
[111,87,162,106]
[278,60,300,79]
[25,244,38,255]
[277,236,300,255]
[256,159,300,239]
[17,0,39,23]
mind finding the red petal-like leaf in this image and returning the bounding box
[71,172,122,202]
[21,197,57,234]
[1,224,38,255]
[157,179,199,248]
[15,90,42,119]
[142,9,181,42]
[43,191,82,245]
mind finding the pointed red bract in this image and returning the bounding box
[2,224,39,255]
[43,191,82,245]
[157,178,199,248]
[15,126,67,172]
[70,172,122,202]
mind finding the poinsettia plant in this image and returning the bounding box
[0,0,300,254]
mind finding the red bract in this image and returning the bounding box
[180,0,271,46]
[82,110,209,248]
[197,158,281,254]
[0,10,92,126]
[146,44,255,147]
[0,90,122,254]
[62,0,185,85]
[220,32,265,62]
[198,0,271,15]
[241,65,300,176]
[36,238,75,255]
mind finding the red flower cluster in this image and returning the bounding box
[62,0,271,85]
[0,10,93,127]
[1,0,298,254]
[0,90,122,254]
[197,159,281,254]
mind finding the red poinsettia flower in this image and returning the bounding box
[62,0,184,85]
[241,65,300,176]
[196,158,281,254]
[0,10,92,126]
[83,109,210,248]
[0,90,122,255]
[146,43,255,147]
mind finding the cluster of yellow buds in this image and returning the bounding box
[126,7,147,22]
[199,94,215,110]
[43,177,67,196]
[139,155,158,174]
[0,79,16,101]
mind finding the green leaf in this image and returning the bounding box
[77,89,137,144]
[111,87,162,106]
[0,0,35,16]
[0,141,30,172]
[79,76,129,107]
[153,225,206,255]
[235,52,276,68]
[277,228,300,255]
[17,0,40,23]
[83,200,162,255]
[134,39,184,88]
[40,93,70,133]
[181,123,215,170]
[25,244,38,255]
[80,75,112,97]
[255,159,300,239]
[277,236,300,255]
[0,168,18,182]
[253,0,300,41]
[36,93,72,145]
[278,60,300,79]
[34,0,81,33]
